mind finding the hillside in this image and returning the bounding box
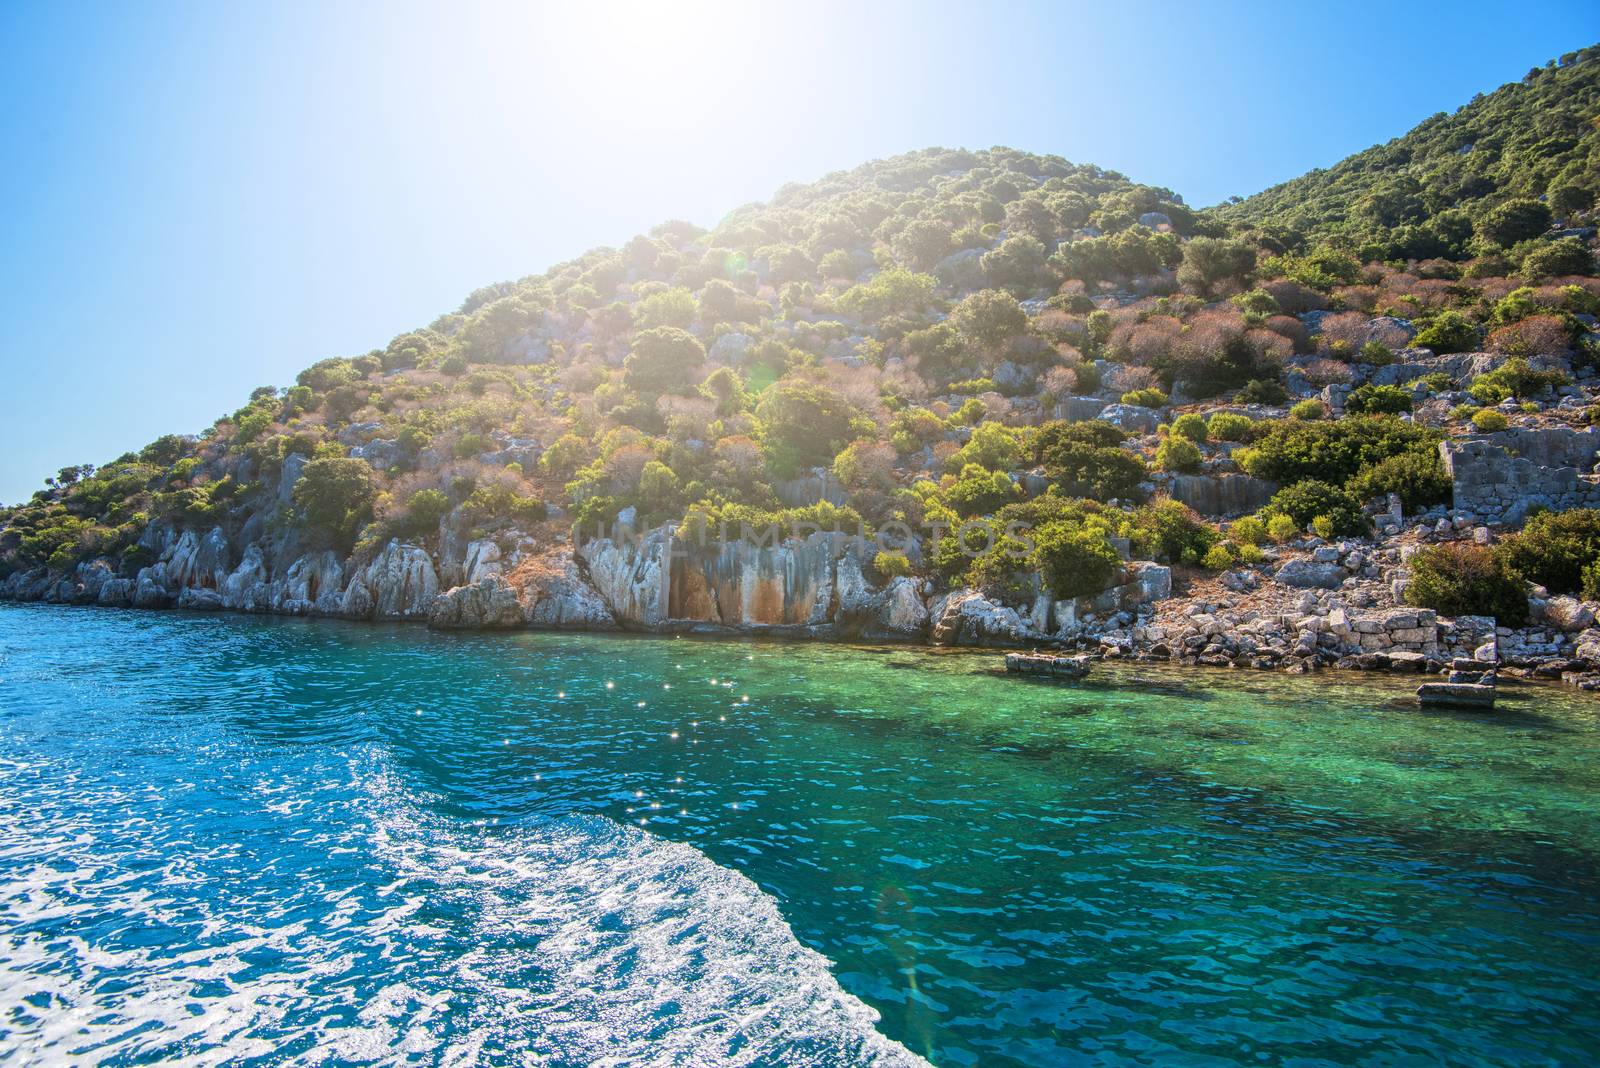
[1215,44,1600,263]
[5,47,1600,673]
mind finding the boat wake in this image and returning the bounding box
[0,750,927,1067]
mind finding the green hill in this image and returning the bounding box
[3,49,1598,607]
[1213,44,1600,262]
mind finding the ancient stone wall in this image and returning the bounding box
[1442,430,1600,524]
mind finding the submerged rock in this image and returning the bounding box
[1417,681,1496,708]
[1004,652,1092,679]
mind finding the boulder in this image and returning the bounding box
[428,576,526,629]
[1273,559,1346,589]
[1541,595,1596,633]
[1096,404,1161,435]
[930,589,1030,647]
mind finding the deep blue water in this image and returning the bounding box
[1,604,1598,1066]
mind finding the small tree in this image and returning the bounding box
[949,289,1028,362]
[1412,311,1480,354]
[292,457,376,550]
[1475,198,1552,247]
[623,327,706,397]
[1177,237,1256,296]
[1031,520,1122,599]
[1406,543,1528,625]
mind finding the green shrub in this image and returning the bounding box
[1582,560,1600,602]
[1406,543,1528,625]
[1031,520,1122,599]
[873,550,913,579]
[1235,378,1288,405]
[1121,387,1168,408]
[945,464,1019,517]
[1169,413,1209,442]
[1156,435,1203,473]
[1408,372,1454,393]
[1476,198,1551,248]
[1344,384,1413,415]
[622,326,706,397]
[953,397,988,425]
[1263,480,1366,536]
[756,381,864,476]
[1267,514,1299,542]
[455,431,494,458]
[1310,515,1336,539]
[1497,509,1600,594]
[1229,515,1267,545]
[1471,409,1509,432]
[1469,357,1569,403]
[1202,543,1236,570]
[1412,311,1480,354]
[396,488,450,538]
[460,484,548,530]
[1239,415,1439,487]
[1347,451,1451,512]
[945,422,1023,474]
[1033,421,1146,501]
[1206,412,1254,441]
[291,457,376,550]
[1358,341,1394,366]
[1289,398,1324,420]
[1131,499,1217,564]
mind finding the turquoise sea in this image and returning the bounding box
[1,603,1597,1066]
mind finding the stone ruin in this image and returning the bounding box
[1443,426,1600,524]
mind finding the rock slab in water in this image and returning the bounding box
[1005,653,1093,680]
[1416,682,1496,708]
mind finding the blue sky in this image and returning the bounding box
[1,0,1595,503]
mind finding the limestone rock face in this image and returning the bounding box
[429,547,617,631]
[876,577,930,637]
[177,587,224,611]
[133,565,176,608]
[221,545,271,610]
[97,577,134,607]
[579,527,671,627]
[1096,403,1161,435]
[462,539,504,585]
[338,541,438,620]
[668,531,844,628]
[929,589,1029,647]
[72,558,120,605]
[1574,628,1600,665]
[1166,474,1277,517]
[428,575,526,629]
[519,551,617,630]
[281,551,346,615]
[832,557,928,639]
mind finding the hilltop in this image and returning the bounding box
[1217,44,1600,261]
[5,45,1600,686]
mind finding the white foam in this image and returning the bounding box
[0,751,929,1067]
[360,761,930,1066]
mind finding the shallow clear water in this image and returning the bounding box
[1,604,1598,1067]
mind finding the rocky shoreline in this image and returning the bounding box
[8,496,1600,697]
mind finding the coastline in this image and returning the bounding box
[2,593,1586,701]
